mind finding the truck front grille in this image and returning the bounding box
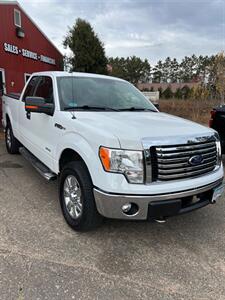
[151,140,218,181]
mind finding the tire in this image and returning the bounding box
[59,161,103,231]
[5,122,20,154]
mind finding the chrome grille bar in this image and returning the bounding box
[157,151,217,164]
[158,157,216,170]
[157,146,216,158]
[155,141,215,152]
[158,161,216,174]
[158,166,215,180]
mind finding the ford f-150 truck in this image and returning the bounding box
[2,72,224,231]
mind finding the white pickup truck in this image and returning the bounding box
[2,71,224,231]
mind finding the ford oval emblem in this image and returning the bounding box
[189,155,203,166]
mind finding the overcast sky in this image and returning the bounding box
[18,0,225,64]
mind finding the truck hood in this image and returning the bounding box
[75,111,215,149]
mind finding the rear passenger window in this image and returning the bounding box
[22,76,39,101]
[34,76,54,104]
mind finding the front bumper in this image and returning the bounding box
[94,178,224,220]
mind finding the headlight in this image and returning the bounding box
[99,147,144,183]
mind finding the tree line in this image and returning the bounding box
[63,18,225,101]
[108,55,217,85]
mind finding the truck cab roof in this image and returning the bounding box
[30,71,126,82]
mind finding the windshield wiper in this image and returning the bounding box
[118,107,156,112]
[64,105,119,111]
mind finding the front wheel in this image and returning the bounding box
[5,123,20,154]
[59,161,103,231]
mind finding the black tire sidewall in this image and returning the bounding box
[59,161,102,231]
[5,124,19,154]
[5,125,11,153]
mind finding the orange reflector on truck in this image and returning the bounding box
[25,105,38,109]
[99,147,110,171]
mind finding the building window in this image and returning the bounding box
[14,9,21,27]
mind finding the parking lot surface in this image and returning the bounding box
[1,136,225,300]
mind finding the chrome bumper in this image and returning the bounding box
[94,178,223,220]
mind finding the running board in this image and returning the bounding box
[19,147,57,181]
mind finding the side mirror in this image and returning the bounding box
[25,97,54,116]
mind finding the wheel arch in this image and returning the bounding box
[59,148,90,174]
[55,133,106,187]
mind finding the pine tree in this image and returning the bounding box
[162,86,173,99]
[108,56,151,85]
[152,60,163,83]
[63,18,107,74]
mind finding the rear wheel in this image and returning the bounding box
[5,123,20,154]
[59,161,103,231]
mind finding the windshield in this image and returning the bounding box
[57,76,157,112]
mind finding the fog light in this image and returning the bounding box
[121,202,139,216]
[122,203,132,213]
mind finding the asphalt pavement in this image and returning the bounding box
[0,135,225,300]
